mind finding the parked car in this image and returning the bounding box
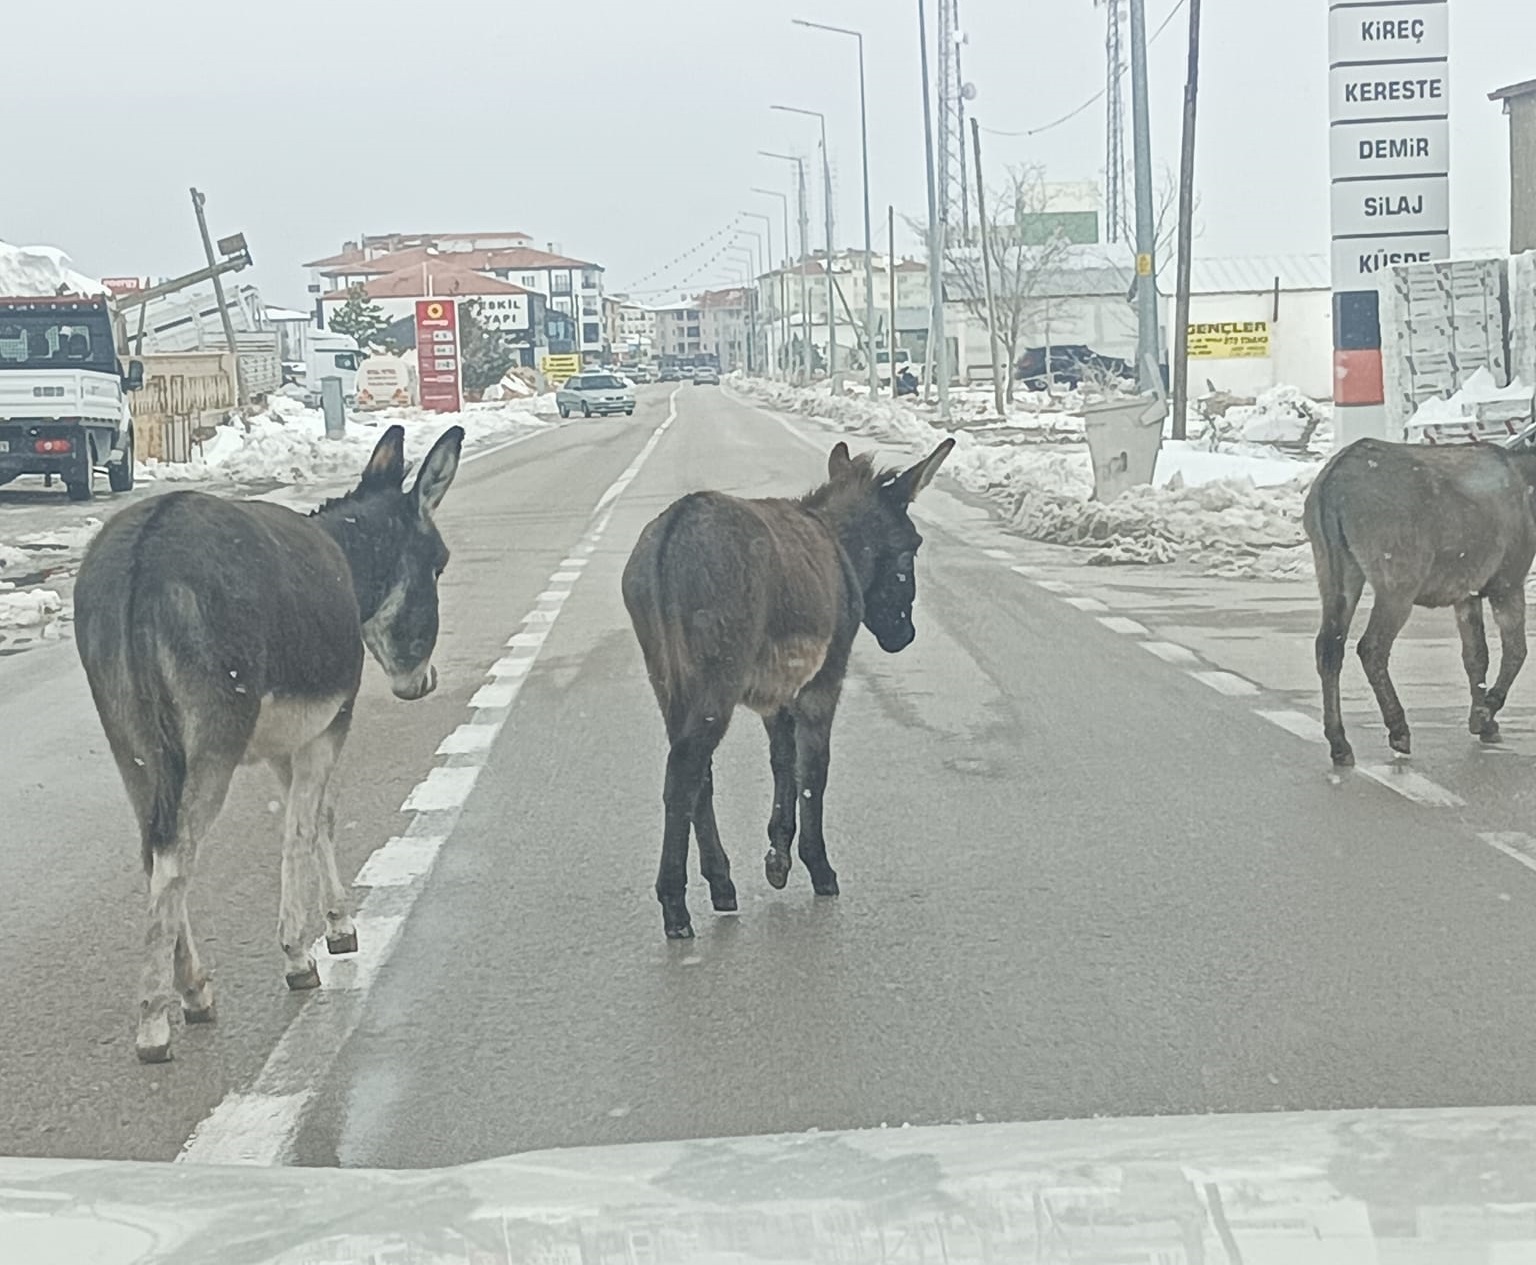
[627,364,656,384]
[1015,345,1136,392]
[556,372,636,417]
[691,364,720,385]
[658,365,681,382]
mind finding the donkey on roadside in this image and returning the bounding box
[1304,436,1536,767]
[622,437,954,939]
[75,424,463,1062]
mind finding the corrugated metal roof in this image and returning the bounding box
[1170,254,1332,295]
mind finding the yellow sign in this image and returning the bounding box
[1136,252,1152,277]
[1187,320,1270,359]
[540,353,582,385]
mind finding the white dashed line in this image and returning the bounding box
[1010,564,1042,578]
[1063,595,1110,613]
[1188,670,1259,697]
[1479,832,1536,876]
[982,547,1014,560]
[1358,764,1466,809]
[1097,616,1150,637]
[1141,640,1200,665]
[1035,579,1076,594]
[178,388,683,1167]
[1253,709,1326,743]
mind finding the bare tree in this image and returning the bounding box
[943,165,1080,403]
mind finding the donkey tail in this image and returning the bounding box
[1302,459,1360,607]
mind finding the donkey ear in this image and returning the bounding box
[411,425,464,518]
[828,442,855,480]
[359,425,407,491]
[890,437,956,503]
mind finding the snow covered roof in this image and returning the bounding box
[264,305,312,322]
[318,245,599,278]
[0,241,104,298]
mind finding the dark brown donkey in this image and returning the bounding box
[623,438,954,938]
[75,424,462,1061]
[1304,436,1536,767]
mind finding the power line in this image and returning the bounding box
[979,0,1187,139]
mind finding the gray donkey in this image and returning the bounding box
[75,424,462,1061]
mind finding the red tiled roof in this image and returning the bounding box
[303,231,535,269]
[316,245,599,278]
[319,264,531,301]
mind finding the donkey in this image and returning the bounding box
[622,438,954,939]
[1304,436,1536,767]
[74,424,463,1061]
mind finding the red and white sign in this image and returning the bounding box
[101,276,147,294]
[413,298,461,414]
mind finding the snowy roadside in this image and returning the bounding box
[729,375,1325,580]
[0,394,564,648]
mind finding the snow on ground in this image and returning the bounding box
[0,588,63,628]
[138,394,561,486]
[730,375,1322,578]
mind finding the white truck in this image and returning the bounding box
[0,294,142,500]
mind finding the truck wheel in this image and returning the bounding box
[66,444,95,501]
[66,477,93,502]
[108,427,135,493]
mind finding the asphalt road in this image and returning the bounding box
[9,382,1536,1169]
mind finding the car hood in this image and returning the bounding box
[6,1105,1536,1263]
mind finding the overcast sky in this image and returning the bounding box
[4,0,1530,307]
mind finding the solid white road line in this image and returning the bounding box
[1253,709,1327,743]
[176,388,683,1166]
[1188,670,1260,697]
[1357,764,1466,809]
[1097,616,1150,637]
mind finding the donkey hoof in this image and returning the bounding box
[326,929,359,956]
[764,849,792,890]
[711,888,739,913]
[136,1040,173,1064]
[664,923,695,940]
[136,1010,173,1063]
[1480,723,1504,744]
[812,874,840,897]
[183,1003,216,1025]
[1388,732,1412,757]
[285,964,321,991]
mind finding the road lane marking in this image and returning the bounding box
[1035,579,1076,594]
[1141,640,1200,665]
[1063,595,1110,612]
[178,387,683,1167]
[1189,670,1259,697]
[1254,709,1327,743]
[1357,764,1465,808]
[1097,616,1150,636]
[1479,832,1536,877]
[982,547,1013,560]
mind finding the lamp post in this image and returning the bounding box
[771,104,837,379]
[759,153,813,383]
[734,228,766,376]
[741,211,776,377]
[751,190,792,380]
[793,18,877,395]
[915,0,950,419]
[726,245,757,373]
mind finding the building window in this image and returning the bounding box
[583,322,600,344]
[552,272,572,295]
[522,274,538,288]
[582,269,600,290]
[686,325,700,338]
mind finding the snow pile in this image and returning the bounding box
[139,395,559,486]
[0,588,63,628]
[1405,366,1534,436]
[0,241,104,297]
[731,375,1320,575]
[1222,385,1330,446]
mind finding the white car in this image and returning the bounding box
[555,372,636,418]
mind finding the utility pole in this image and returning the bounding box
[1128,0,1161,394]
[888,204,899,400]
[1170,0,1202,439]
[760,153,813,382]
[819,130,837,378]
[190,187,246,406]
[970,120,1005,418]
[917,0,951,420]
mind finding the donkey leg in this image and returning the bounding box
[1316,558,1365,766]
[658,719,726,939]
[790,681,841,897]
[762,708,798,890]
[311,708,359,954]
[1455,598,1495,736]
[1357,591,1416,757]
[1479,586,1528,742]
[693,761,737,912]
[277,733,339,988]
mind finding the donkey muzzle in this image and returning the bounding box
[391,662,438,700]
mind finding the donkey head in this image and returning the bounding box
[333,424,464,700]
[828,438,955,654]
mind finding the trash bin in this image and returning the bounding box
[1082,393,1168,502]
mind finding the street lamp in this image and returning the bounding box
[726,244,757,374]
[741,211,777,377]
[751,191,793,381]
[759,152,813,383]
[793,18,878,395]
[770,104,838,379]
[734,228,766,377]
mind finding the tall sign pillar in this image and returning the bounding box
[1328,0,1449,447]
